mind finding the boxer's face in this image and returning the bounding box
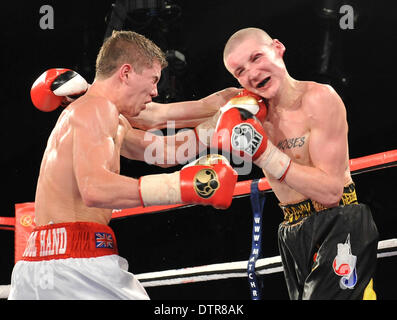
[121,61,161,117]
[225,38,286,99]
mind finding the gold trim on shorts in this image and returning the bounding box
[279,183,358,224]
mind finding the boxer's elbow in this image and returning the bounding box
[319,183,344,207]
[80,179,110,208]
[81,185,103,208]
[321,195,341,208]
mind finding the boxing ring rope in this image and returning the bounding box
[136,238,397,288]
[0,150,396,298]
[111,149,397,219]
[1,150,396,228]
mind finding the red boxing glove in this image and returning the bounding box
[212,107,267,160]
[194,89,267,148]
[220,88,268,123]
[139,154,237,209]
[212,107,291,181]
[30,68,88,112]
[179,154,237,209]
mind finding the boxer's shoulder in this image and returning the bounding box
[301,82,345,120]
[302,82,338,105]
[68,96,120,135]
[71,94,117,115]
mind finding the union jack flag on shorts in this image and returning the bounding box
[95,232,114,249]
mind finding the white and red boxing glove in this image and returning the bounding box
[220,89,268,123]
[30,68,88,112]
[138,154,237,209]
[211,104,291,181]
[194,89,267,147]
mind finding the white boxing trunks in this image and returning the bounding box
[8,221,149,300]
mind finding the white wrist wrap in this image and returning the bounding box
[254,140,291,180]
[139,172,181,207]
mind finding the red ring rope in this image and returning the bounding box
[112,149,397,219]
[0,149,396,228]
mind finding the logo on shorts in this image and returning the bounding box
[332,234,357,289]
[95,232,114,249]
[231,123,263,156]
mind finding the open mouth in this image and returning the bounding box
[257,77,271,88]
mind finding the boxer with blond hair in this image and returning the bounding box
[9,31,237,300]
[211,27,379,300]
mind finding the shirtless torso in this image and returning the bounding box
[33,83,238,226]
[34,95,132,226]
[262,81,353,206]
[10,29,241,301]
[222,29,353,208]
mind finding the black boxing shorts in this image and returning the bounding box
[277,183,379,300]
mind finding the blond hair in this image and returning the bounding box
[223,27,273,61]
[95,30,168,79]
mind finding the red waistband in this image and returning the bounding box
[21,222,118,261]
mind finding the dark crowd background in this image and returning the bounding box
[0,0,396,300]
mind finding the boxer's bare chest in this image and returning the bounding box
[260,103,314,204]
[263,105,311,166]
